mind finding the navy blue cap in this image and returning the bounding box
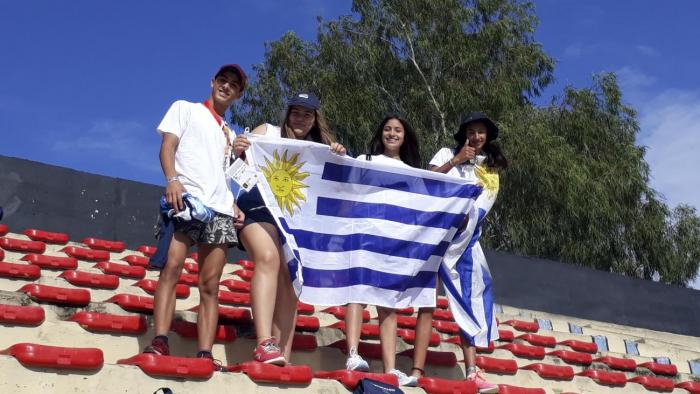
[454,112,499,142]
[288,92,320,110]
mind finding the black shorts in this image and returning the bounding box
[236,186,278,250]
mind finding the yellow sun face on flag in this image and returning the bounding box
[475,165,500,197]
[261,149,310,215]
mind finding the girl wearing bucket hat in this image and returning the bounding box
[232,92,345,366]
[422,112,507,393]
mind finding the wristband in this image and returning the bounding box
[166,176,179,183]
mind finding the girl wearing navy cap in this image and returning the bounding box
[422,112,507,393]
[232,92,345,366]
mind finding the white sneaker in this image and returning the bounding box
[345,353,370,372]
[389,369,419,387]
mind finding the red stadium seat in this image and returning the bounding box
[297,301,314,315]
[314,370,398,390]
[557,339,597,353]
[188,252,198,261]
[594,356,637,371]
[81,237,125,252]
[502,319,539,333]
[476,355,518,374]
[122,255,150,267]
[0,261,41,280]
[677,381,700,393]
[1,237,46,254]
[546,350,592,365]
[432,308,454,321]
[189,305,252,324]
[0,247,3,261]
[183,261,199,274]
[1,343,103,370]
[418,376,477,394]
[639,361,678,376]
[170,320,236,343]
[577,369,627,386]
[397,315,418,329]
[23,228,69,244]
[517,333,556,348]
[292,334,318,351]
[234,259,255,270]
[219,279,250,293]
[330,321,380,339]
[330,340,382,360]
[22,253,77,270]
[432,319,460,334]
[118,353,213,379]
[521,363,574,380]
[137,245,157,256]
[178,273,199,286]
[476,341,496,353]
[218,290,250,306]
[227,362,312,385]
[234,268,254,282]
[296,316,320,332]
[68,311,147,334]
[19,283,90,306]
[0,224,8,236]
[58,270,119,290]
[397,328,441,347]
[62,246,109,261]
[498,329,515,342]
[106,294,154,313]
[134,279,190,298]
[497,385,546,394]
[95,261,145,279]
[628,376,675,392]
[497,343,545,359]
[322,306,370,322]
[397,306,414,315]
[436,297,449,309]
[0,304,45,326]
[398,348,458,367]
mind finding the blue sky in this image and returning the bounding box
[2,1,699,284]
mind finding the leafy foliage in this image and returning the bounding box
[231,0,700,286]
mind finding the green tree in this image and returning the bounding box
[232,0,700,286]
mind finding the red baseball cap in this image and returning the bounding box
[215,64,247,91]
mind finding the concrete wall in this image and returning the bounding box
[1,155,699,336]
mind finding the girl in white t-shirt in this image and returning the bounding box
[232,92,346,366]
[346,114,421,387]
[426,112,507,393]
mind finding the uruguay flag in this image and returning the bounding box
[247,135,482,319]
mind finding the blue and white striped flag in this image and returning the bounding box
[247,135,482,315]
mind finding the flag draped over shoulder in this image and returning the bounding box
[247,135,482,311]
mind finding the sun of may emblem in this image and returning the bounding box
[261,149,310,215]
[475,165,500,197]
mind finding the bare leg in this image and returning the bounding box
[195,243,227,352]
[461,333,477,369]
[411,307,434,377]
[345,303,365,351]
[152,232,189,336]
[377,306,397,372]
[240,222,282,344]
[272,250,298,361]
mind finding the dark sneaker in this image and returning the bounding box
[196,351,226,372]
[143,337,170,356]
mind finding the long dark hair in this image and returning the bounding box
[367,115,421,168]
[280,107,336,145]
[454,121,508,170]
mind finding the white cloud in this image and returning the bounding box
[51,119,160,174]
[635,44,659,57]
[617,66,656,90]
[563,44,582,58]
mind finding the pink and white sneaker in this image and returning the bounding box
[467,368,498,393]
[253,337,286,366]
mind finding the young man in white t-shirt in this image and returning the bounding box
[143,65,246,370]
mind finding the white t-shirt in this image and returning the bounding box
[356,154,411,169]
[157,100,235,216]
[258,123,282,138]
[429,147,483,182]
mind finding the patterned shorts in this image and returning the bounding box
[174,213,238,247]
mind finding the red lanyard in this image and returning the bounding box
[202,100,233,168]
